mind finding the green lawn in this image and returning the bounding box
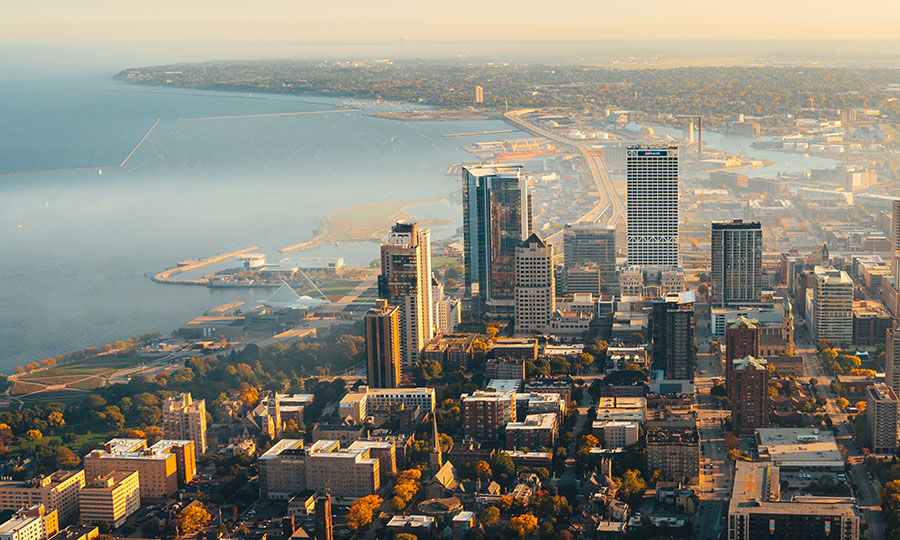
[20,353,142,381]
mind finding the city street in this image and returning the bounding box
[693,343,730,539]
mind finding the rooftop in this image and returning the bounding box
[755,428,842,468]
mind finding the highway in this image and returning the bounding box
[503,110,625,244]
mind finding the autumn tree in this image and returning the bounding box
[474,460,492,481]
[480,506,500,528]
[347,495,382,531]
[25,429,41,441]
[507,514,538,538]
[56,447,81,468]
[177,504,211,534]
[391,469,421,511]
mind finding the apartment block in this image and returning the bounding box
[866,383,900,454]
[162,393,208,454]
[0,471,84,525]
[646,429,700,484]
[83,439,194,500]
[505,413,557,449]
[339,386,435,424]
[258,440,380,500]
[78,471,140,528]
[0,505,59,540]
[461,390,517,442]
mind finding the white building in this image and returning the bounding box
[626,145,679,269]
[592,420,639,449]
[807,266,852,343]
[339,386,436,423]
[432,277,461,334]
[0,505,58,540]
[514,233,555,334]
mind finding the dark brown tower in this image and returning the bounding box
[315,494,333,540]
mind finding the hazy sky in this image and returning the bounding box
[3,0,900,42]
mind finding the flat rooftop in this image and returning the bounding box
[756,428,843,468]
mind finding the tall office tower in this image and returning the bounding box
[364,299,402,389]
[731,356,769,436]
[161,393,208,454]
[683,119,694,144]
[474,85,484,104]
[893,200,900,257]
[626,145,679,269]
[710,219,762,308]
[315,494,333,540]
[650,293,696,380]
[810,266,853,343]
[563,223,617,289]
[462,165,533,317]
[866,383,900,454]
[514,233,555,334]
[266,392,282,440]
[725,316,760,395]
[888,328,900,397]
[379,221,433,367]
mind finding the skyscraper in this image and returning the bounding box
[809,266,853,343]
[626,145,679,269]
[892,200,900,257]
[866,383,900,454]
[563,223,617,289]
[462,165,533,317]
[365,299,402,389]
[379,221,433,367]
[514,233,555,334]
[710,219,762,308]
[650,293,696,380]
[731,356,769,435]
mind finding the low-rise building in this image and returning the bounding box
[492,338,538,361]
[485,358,525,380]
[514,392,566,419]
[594,396,646,424]
[422,333,477,371]
[755,428,844,471]
[591,420,639,449]
[78,471,140,528]
[523,379,574,402]
[728,462,859,540]
[311,424,366,445]
[505,413,558,449]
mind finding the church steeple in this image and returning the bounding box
[428,413,443,472]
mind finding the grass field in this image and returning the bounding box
[20,353,142,381]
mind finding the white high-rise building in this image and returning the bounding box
[807,266,853,343]
[626,145,679,269]
[431,277,460,334]
[161,393,207,454]
[379,221,434,367]
[514,233,555,334]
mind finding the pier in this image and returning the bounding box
[442,129,514,137]
[180,109,360,121]
[152,246,259,285]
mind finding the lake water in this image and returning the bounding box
[0,68,530,371]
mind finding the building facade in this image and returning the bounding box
[78,471,141,528]
[461,390,517,443]
[462,165,533,317]
[886,328,900,397]
[514,233,555,334]
[626,145,679,269]
[866,383,900,454]
[650,293,696,380]
[364,299,402,388]
[808,267,853,343]
[725,316,760,393]
[0,472,84,526]
[563,223,616,289]
[731,356,769,436]
[258,440,380,500]
[161,393,207,454]
[83,439,194,501]
[378,221,434,367]
[646,429,700,484]
[710,219,762,308]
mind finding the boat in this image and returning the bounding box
[98,169,102,175]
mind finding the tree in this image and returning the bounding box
[856,401,868,412]
[25,429,42,441]
[480,506,500,528]
[47,412,65,428]
[837,398,849,410]
[507,514,538,538]
[56,447,81,468]
[474,460,492,481]
[347,495,382,531]
[177,504,211,534]
[394,534,417,540]
[616,470,646,506]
